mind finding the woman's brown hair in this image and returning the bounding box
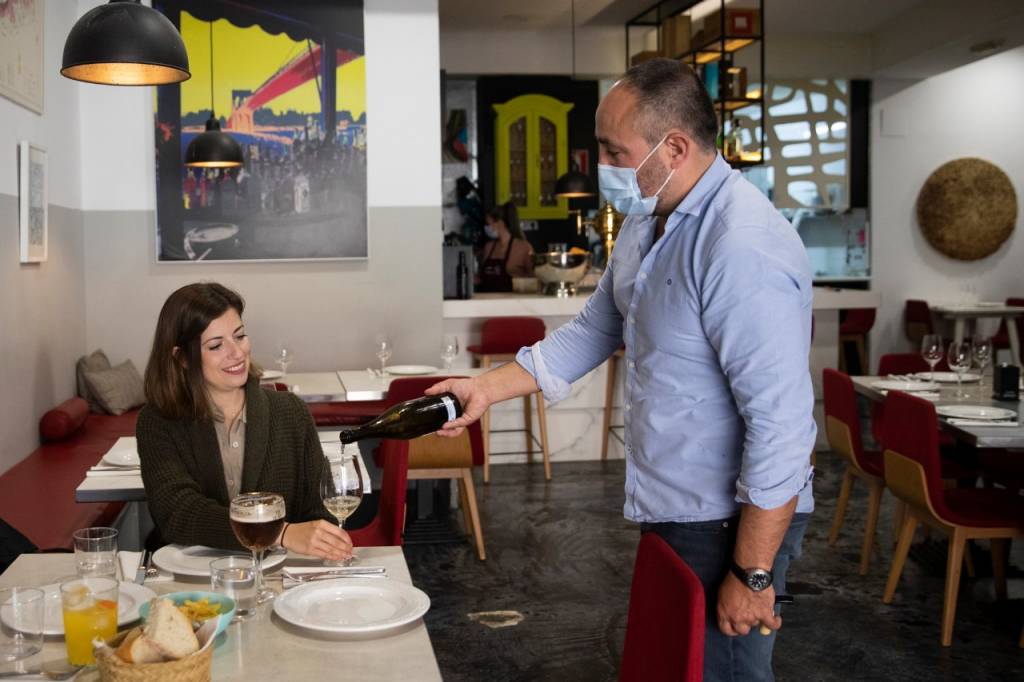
[144,282,260,421]
[485,201,525,240]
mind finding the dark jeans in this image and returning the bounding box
[641,513,810,682]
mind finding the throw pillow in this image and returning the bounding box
[83,360,146,416]
[76,349,111,413]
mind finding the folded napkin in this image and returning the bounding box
[117,550,173,584]
[946,419,1020,427]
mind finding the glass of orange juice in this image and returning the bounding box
[60,577,118,666]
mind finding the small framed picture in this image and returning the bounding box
[18,141,47,263]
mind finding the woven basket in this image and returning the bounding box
[95,630,212,682]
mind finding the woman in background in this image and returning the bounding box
[137,282,351,560]
[478,201,534,292]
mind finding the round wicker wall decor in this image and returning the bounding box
[916,158,1017,261]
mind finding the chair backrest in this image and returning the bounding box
[840,308,876,335]
[386,377,483,466]
[349,438,409,548]
[822,369,867,470]
[877,353,949,376]
[479,317,546,355]
[1009,298,1024,363]
[880,391,947,520]
[620,533,705,682]
[904,300,934,345]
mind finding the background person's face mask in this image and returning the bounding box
[598,136,675,216]
[484,224,499,239]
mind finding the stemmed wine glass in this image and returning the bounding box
[947,340,973,400]
[321,446,364,567]
[375,334,392,377]
[276,346,294,376]
[441,335,459,372]
[229,492,286,604]
[920,334,944,381]
[972,336,993,390]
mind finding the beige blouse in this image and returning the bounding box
[213,405,247,499]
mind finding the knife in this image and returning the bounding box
[134,550,149,585]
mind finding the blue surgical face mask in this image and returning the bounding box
[598,135,675,216]
[484,224,499,240]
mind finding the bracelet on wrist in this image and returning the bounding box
[278,521,290,548]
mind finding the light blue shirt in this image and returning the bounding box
[516,155,816,523]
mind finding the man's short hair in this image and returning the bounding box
[618,58,718,152]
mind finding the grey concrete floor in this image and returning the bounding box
[404,455,1023,681]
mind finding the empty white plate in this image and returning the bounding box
[912,372,981,383]
[274,578,430,637]
[152,545,286,578]
[936,405,1017,421]
[384,365,439,376]
[0,582,155,636]
[260,369,284,380]
[872,380,939,392]
[100,437,140,467]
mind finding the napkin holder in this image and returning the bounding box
[992,364,1020,401]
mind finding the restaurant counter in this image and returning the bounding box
[443,287,881,460]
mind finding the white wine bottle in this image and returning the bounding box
[339,393,463,443]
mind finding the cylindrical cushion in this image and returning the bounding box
[39,397,89,442]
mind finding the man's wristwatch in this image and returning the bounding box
[730,560,773,592]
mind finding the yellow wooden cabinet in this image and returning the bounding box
[493,94,574,220]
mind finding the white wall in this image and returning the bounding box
[869,46,1024,365]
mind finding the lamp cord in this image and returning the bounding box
[209,21,215,117]
[570,0,576,79]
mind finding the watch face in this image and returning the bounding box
[747,569,772,591]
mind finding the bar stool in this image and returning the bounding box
[601,347,626,460]
[838,308,875,374]
[467,317,551,482]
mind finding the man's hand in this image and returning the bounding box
[424,377,492,438]
[717,572,780,636]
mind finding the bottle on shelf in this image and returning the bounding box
[339,393,463,444]
[456,251,470,300]
[723,118,744,161]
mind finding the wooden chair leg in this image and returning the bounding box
[523,394,534,464]
[963,541,976,579]
[828,466,855,546]
[893,501,907,546]
[481,356,492,483]
[600,354,618,461]
[457,477,473,539]
[461,468,486,560]
[535,393,552,481]
[991,538,1010,601]
[859,481,883,576]
[941,528,967,647]
[884,514,919,603]
[856,336,868,376]
[838,338,848,372]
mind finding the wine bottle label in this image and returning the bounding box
[440,395,457,422]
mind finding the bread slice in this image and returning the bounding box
[116,626,164,664]
[142,598,199,660]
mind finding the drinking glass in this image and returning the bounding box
[321,446,364,567]
[441,335,459,372]
[375,334,392,376]
[210,556,256,620]
[920,334,943,381]
[947,340,973,399]
[0,588,44,662]
[229,492,286,605]
[276,345,294,376]
[60,577,118,666]
[72,527,118,579]
[972,336,993,389]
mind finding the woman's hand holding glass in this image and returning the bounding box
[279,520,352,562]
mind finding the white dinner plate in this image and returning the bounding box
[152,545,286,578]
[273,578,430,637]
[0,582,155,637]
[912,372,981,384]
[384,365,439,376]
[936,405,1017,421]
[871,380,939,392]
[260,369,284,380]
[101,448,140,468]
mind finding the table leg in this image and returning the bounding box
[953,318,966,345]
[1007,317,1022,365]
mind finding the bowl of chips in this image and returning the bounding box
[139,591,235,641]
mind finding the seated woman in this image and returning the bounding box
[477,201,534,292]
[137,282,351,561]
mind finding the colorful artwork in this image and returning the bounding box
[154,0,366,262]
[0,0,44,113]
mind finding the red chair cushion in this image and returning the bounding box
[469,317,545,355]
[620,533,704,682]
[840,308,876,335]
[941,488,1024,528]
[39,397,89,442]
[859,449,884,478]
[306,401,389,427]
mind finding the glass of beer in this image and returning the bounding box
[60,577,118,666]
[321,444,364,566]
[229,492,286,604]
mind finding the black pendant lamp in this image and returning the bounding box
[554,0,595,199]
[185,21,243,169]
[62,0,190,85]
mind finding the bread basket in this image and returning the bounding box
[95,628,213,682]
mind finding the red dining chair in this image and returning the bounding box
[839,308,875,374]
[348,437,409,548]
[467,317,550,482]
[620,533,704,682]
[904,299,934,348]
[991,297,1024,363]
[873,353,954,455]
[880,391,1024,646]
[824,369,885,574]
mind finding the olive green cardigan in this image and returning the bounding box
[136,378,333,550]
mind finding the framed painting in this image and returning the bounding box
[153,0,366,262]
[0,0,44,114]
[18,141,47,263]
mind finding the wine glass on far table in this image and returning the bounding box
[441,335,459,372]
[947,340,973,400]
[321,446,364,567]
[920,334,943,382]
[375,334,392,377]
[972,336,993,389]
[276,346,294,376]
[229,492,286,604]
